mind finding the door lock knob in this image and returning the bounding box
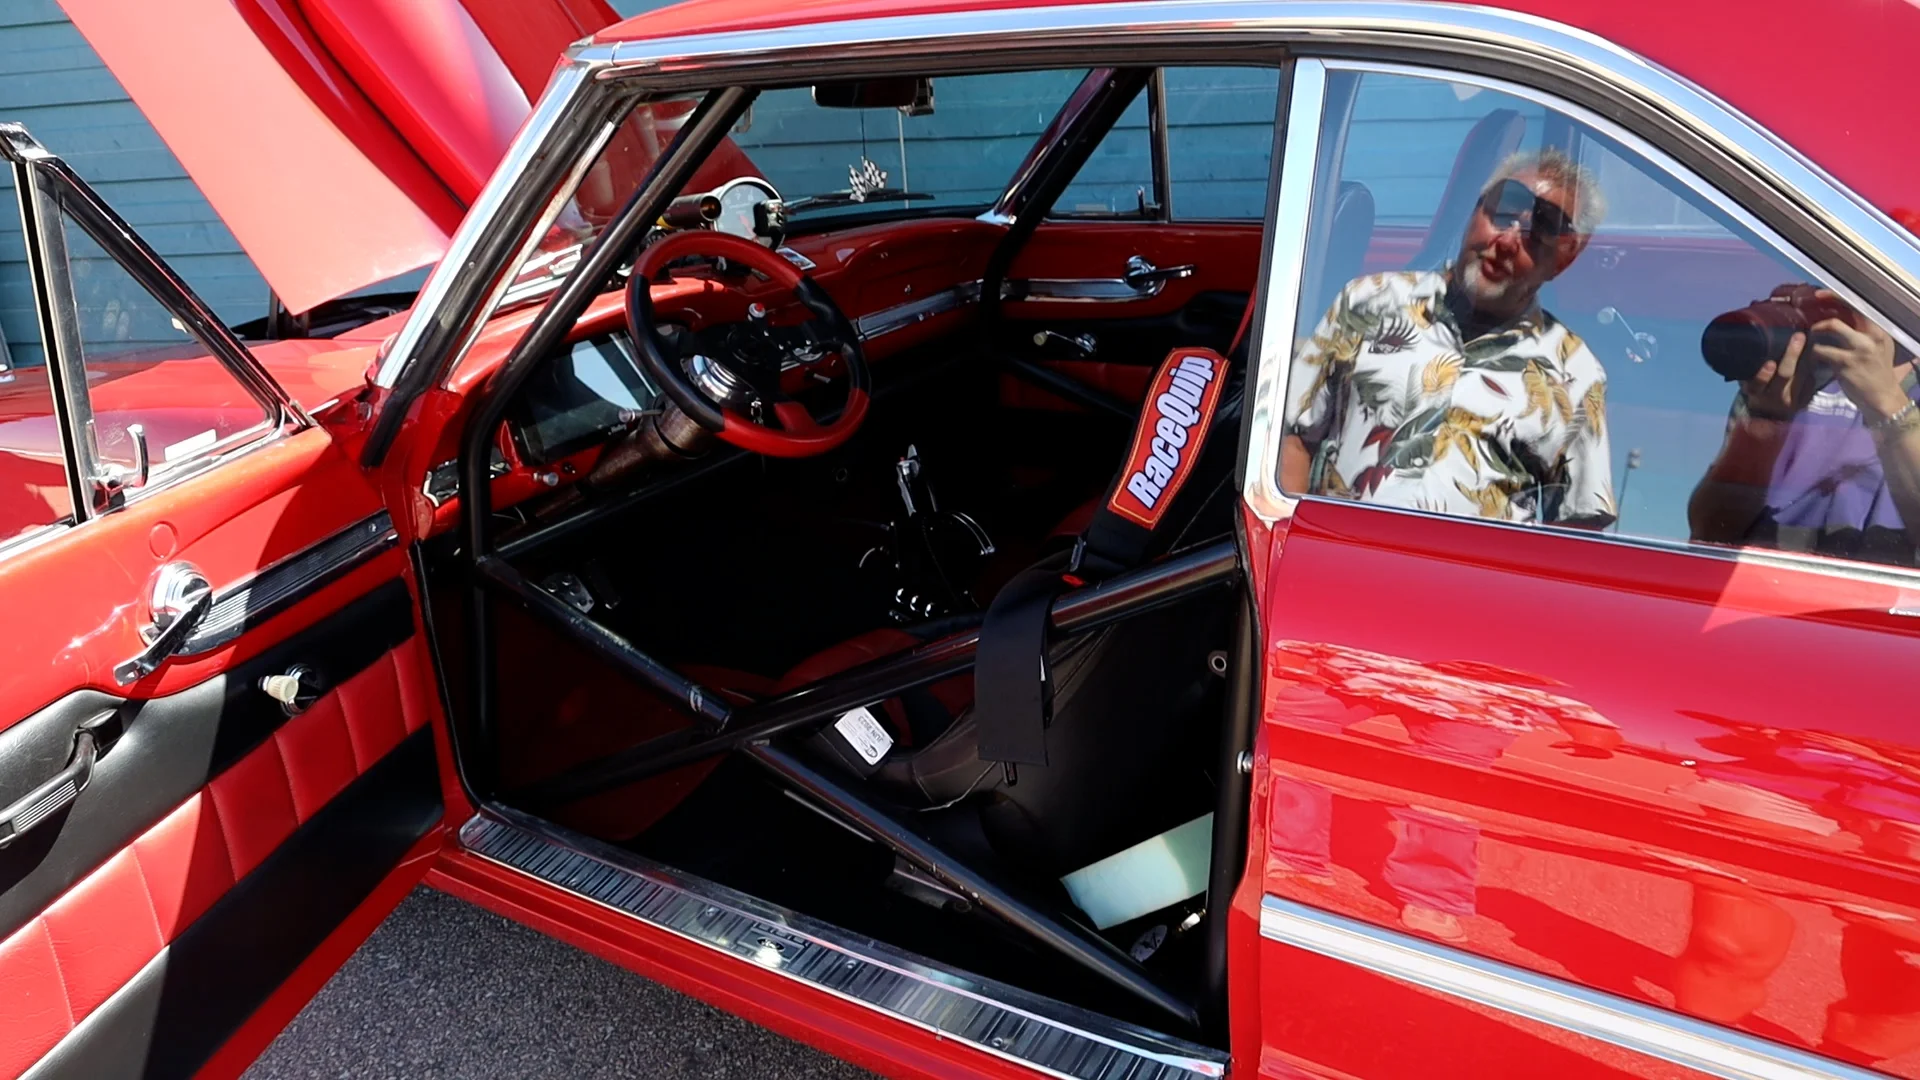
[260,664,321,714]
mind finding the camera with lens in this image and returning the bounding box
[1700,283,1850,383]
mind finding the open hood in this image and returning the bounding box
[58,0,619,315]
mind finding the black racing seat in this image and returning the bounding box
[786,349,1243,876]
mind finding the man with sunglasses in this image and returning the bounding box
[1282,149,1616,528]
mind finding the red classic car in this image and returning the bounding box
[2,0,1919,1077]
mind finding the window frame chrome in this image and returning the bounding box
[0,123,308,554]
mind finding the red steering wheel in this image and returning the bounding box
[626,230,870,458]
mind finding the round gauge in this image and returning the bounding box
[713,179,779,247]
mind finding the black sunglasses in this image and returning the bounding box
[1477,178,1575,244]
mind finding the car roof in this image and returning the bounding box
[594,0,1920,230]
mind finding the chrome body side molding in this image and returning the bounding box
[1259,894,1884,1080]
[181,512,399,654]
[461,807,1228,1080]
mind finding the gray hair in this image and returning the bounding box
[1488,147,1606,235]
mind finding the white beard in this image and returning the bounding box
[1456,257,1524,307]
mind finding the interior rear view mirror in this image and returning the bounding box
[812,77,935,115]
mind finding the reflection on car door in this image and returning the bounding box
[0,129,443,1079]
[1244,60,1920,1080]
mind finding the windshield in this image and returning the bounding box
[501,72,1091,306]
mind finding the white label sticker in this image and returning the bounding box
[833,706,893,766]
[163,428,218,462]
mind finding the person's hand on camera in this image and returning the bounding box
[1804,289,1907,421]
[1740,329,1817,421]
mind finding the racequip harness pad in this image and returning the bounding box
[977,346,1231,767]
[1107,348,1229,529]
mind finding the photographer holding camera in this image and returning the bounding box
[1282,149,1615,527]
[1689,285,1920,564]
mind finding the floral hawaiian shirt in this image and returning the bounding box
[1284,269,1616,526]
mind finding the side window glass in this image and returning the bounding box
[0,174,75,546]
[1280,68,1920,572]
[51,204,273,490]
[1162,67,1280,219]
[1054,88,1153,217]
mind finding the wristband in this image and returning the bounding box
[1867,399,1920,442]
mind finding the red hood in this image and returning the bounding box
[59,0,621,315]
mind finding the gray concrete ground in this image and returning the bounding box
[244,886,877,1080]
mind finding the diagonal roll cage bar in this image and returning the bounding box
[489,537,1241,810]
[478,536,1239,1032]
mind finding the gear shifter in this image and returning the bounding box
[861,446,995,622]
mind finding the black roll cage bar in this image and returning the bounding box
[443,61,1274,1039]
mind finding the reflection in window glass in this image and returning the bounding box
[57,210,271,479]
[0,174,73,544]
[1280,69,1920,570]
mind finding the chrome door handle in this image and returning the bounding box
[1123,255,1196,292]
[113,562,213,685]
[0,712,115,848]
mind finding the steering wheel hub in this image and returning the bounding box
[627,230,871,459]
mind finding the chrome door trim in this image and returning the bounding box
[1240,56,1323,525]
[461,806,1229,1079]
[853,281,982,338]
[0,124,305,435]
[179,511,399,654]
[1260,894,1882,1080]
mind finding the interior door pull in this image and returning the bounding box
[113,563,213,685]
[0,712,114,848]
[1123,255,1196,292]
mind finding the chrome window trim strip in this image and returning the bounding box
[1240,56,1323,524]
[179,511,398,655]
[1260,894,1882,1080]
[461,806,1229,1079]
[373,58,604,391]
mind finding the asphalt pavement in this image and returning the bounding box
[244,886,878,1080]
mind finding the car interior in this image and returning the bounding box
[415,63,1523,1041]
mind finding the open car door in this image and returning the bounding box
[0,127,444,1079]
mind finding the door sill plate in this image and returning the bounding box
[459,806,1228,1080]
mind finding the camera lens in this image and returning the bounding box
[1700,311,1775,383]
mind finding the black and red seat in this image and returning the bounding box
[782,347,1244,877]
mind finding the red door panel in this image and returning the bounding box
[0,421,445,1079]
[1001,222,1265,409]
[1005,221,1266,321]
[1249,500,1920,1078]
